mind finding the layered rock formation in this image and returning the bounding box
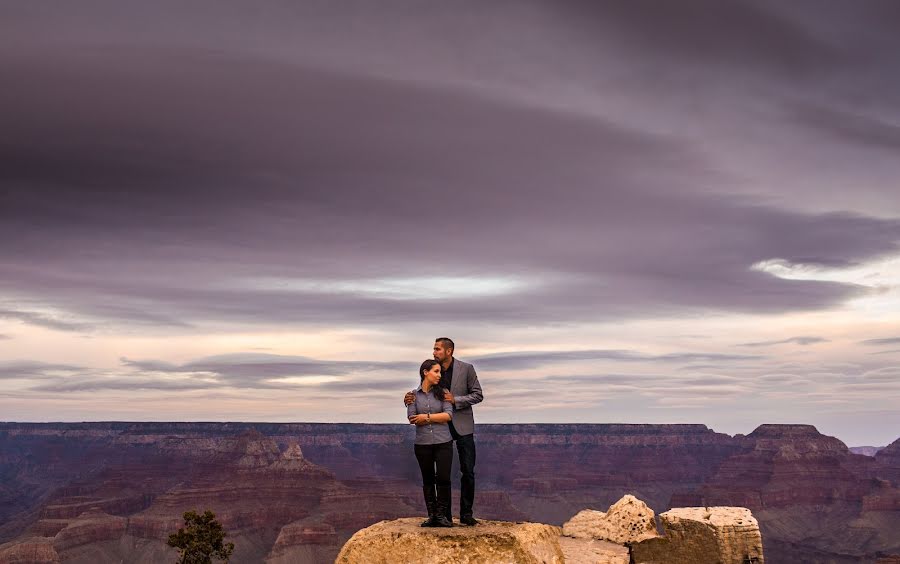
[875,438,900,485]
[0,428,408,563]
[669,424,900,561]
[0,538,60,564]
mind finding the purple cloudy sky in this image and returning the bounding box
[1,0,899,445]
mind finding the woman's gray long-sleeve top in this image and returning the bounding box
[407,384,454,445]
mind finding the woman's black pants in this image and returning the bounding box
[414,441,453,516]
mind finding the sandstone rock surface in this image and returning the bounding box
[562,494,659,544]
[631,506,764,564]
[335,518,564,564]
[557,536,629,564]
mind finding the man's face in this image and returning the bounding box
[433,341,451,363]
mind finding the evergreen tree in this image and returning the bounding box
[167,509,235,564]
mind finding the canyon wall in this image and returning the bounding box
[0,422,898,563]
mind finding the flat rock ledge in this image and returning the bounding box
[334,518,565,564]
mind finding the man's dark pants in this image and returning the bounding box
[446,423,476,521]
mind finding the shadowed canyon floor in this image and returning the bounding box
[0,422,898,563]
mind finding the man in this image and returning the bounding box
[405,337,483,526]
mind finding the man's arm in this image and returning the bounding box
[451,364,483,409]
[406,394,417,421]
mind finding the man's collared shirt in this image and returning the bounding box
[407,384,453,445]
[440,360,453,391]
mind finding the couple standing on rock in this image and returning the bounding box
[404,337,483,528]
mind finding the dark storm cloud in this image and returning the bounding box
[555,0,843,76]
[25,354,416,392]
[790,103,900,151]
[737,336,830,347]
[471,349,761,371]
[31,377,216,393]
[118,353,414,386]
[1,0,899,333]
[860,337,900,346]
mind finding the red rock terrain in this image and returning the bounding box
[0,422,898,563]
[875,438,900,485]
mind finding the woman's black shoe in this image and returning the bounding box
[433,484,453,527]
[421,486,438,527]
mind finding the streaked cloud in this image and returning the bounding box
[737,336,829,347]
[860,337,900,346]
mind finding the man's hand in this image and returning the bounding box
[408,414,429,426]
[443,391,455,404]
[404,391,415,406]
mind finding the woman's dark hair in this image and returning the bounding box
[419,359,445,401]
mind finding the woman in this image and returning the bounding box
[407,359,454,527]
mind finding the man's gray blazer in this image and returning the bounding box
[447,358,483,436]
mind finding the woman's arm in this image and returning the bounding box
[429,412,451,423]
[429,399,453,424]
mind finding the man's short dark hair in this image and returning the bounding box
[435,337,455,353]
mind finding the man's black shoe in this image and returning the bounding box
[420,516,437,527]
[459,516,479,526]
[432,515,453,527]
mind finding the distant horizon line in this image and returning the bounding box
[2,420,892,447]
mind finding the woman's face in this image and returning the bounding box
[424,363,442,386]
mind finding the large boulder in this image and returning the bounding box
[562,494,659,544]
[631,506,764,564]
[335,518,564,564]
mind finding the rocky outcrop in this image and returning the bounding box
[334,498,761,564]
[133,431,339,536]
[0,538,60,563]
[51,509,127,552]
[271,520,337,549]
[561,494,659,544]
[335,518,565,564]
[631,506,764,564]
[875,438,900,485]
[265,519,340,563]
[862,479,900,511]
[672,424,865,509]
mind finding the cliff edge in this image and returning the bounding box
[334,495,762,564]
